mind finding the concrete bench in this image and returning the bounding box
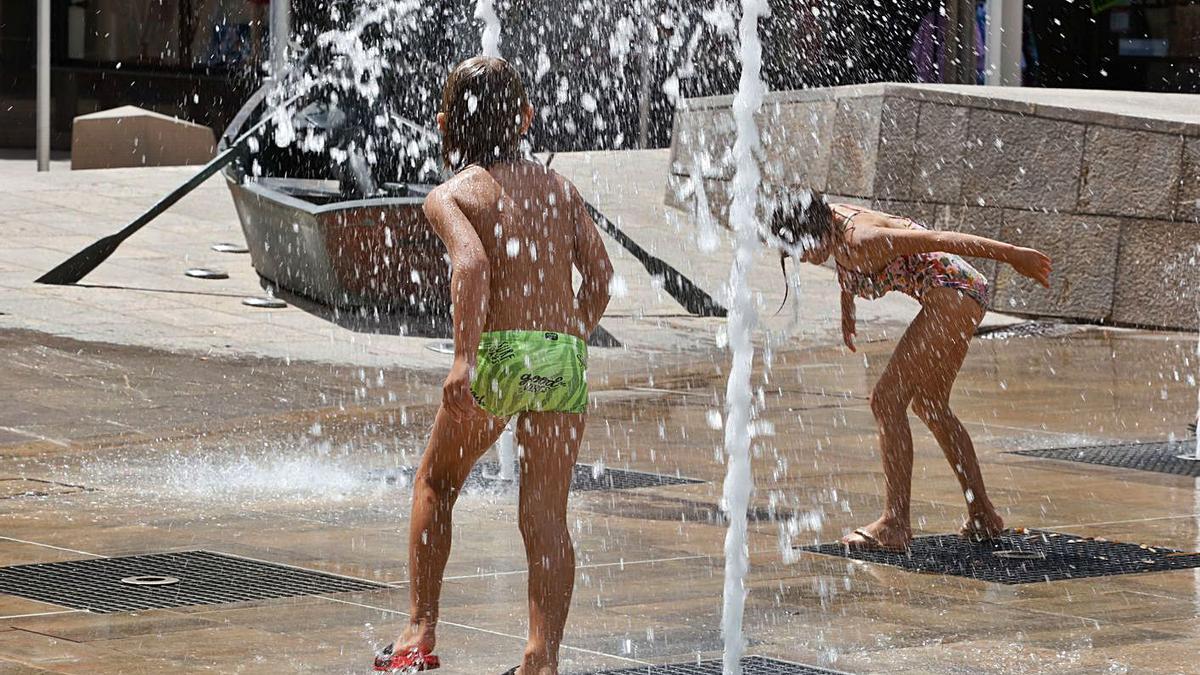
[71,106,215,170]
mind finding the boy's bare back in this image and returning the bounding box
[427,159,610,341]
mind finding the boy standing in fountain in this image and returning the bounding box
[374,56,613,675]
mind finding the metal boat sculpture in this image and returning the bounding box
[219,85,449,316]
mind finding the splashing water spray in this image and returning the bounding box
[470,0,517,481]
[720,1,769,673]
[475,0,502,58]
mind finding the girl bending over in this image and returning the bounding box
[769,192,1051,551]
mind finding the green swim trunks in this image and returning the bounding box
[470,330,588,418]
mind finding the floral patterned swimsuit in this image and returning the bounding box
[835,211,991,308]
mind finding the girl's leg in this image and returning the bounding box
[844,299,958,550]
[515,411,584,675]
[909,290,1003,537]
[396,407,506,653]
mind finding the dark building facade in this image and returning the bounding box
[1,1,1197,153]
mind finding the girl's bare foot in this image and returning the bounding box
[840,516,911,552]
[518,643,557,675]
[960,507,1005,540]
[393,619,436,659]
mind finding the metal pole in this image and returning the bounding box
[942,0,976,85]
[37,0,50,171]
[270,0,290,79]
[957,0,976,84]
[941,0,957,83]
[985,0,1022,86]
[1001,0,1023,86]
[985,0,1002,85]
[637,24,654,149]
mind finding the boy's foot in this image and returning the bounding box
[373,644,440,673]
[840,518,911,552]
[960,509,1006,541]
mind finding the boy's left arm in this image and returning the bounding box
[873,227,1052,288]
[570,185,614,337]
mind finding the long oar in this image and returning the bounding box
[581,201,726,317]
[35,94,302,286]
[540,152,726,317]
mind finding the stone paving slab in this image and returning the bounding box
[0,321,1197,673]
[9,149,1194,674]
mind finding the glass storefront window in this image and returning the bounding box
[72,0,269,69]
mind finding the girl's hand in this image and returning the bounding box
[842,313,856,352]
[442,358,480,420]
[840,291,856,352]
[1010,247,1052,288]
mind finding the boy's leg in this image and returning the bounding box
[398,406,506,652]
[515,411,584,675]
[910,292,1003,536]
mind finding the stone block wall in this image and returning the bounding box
[665,83,1200,330]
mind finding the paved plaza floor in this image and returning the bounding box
[1,151,1198,674]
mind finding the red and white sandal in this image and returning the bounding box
[373,643,440,672]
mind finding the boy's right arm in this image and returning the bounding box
[423,182,490,419]
[570,184,614,338]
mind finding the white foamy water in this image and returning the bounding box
[100,452,374,503]
[471,0,513,478]
[475,0,502,57]
[691,154,722,254]
[154,454,369,500]
[720,1,770,673]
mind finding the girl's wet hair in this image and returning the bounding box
[768,190,835,311]
[768,189,835,252]
[439,56,529,171]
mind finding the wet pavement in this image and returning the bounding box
[2,152,1199,674]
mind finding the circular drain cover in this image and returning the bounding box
[211,242,250,254]
[120,575,180,586]
[242,296,287,309]
[992,550,1046,560]
[185,268,229,280]
[425,340,455,354]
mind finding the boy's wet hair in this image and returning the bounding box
[439,56,529,171]
[768,189,834,311]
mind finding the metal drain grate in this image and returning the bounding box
[1012,441,1200,477]
[568,463,703,491]
[0,551,385,613]
[974,320,1085,340]
[798,529,1200,584]
[371,462,703,493]
[583,656,844,674]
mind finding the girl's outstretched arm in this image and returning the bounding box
[861,226,1052,288]
[423,182,490,419]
